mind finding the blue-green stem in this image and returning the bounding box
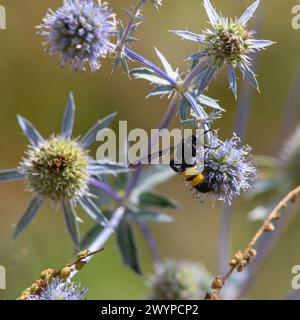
[117,0,147,50]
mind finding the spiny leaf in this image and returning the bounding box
[14,196,43,238]
[79,197,109,227]
[80,112,117,149]
[117,219,142,275]
[138,192,179,209]
[126,209,173,223]
[61,92,75,139]
[62,201,80,248]
[17,115,44,147]
[0,169,25,182]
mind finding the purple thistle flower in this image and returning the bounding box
[38,0,117,72]
[171,0,274,97]
[196,133,256,204]
[29,279,87,300]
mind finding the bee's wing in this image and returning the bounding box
[131,146,175,165]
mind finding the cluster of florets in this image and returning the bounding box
[38,0,117,72]
[196,134,256,204]
[204,20,252,67]
[20,136,90,202]
[147,260,211,300]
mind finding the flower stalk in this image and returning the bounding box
[206,185,300,300]
[116,0,147,51]
[70,207,126,279]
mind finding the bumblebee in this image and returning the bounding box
[169,135,212,194]
[136,133,213,195]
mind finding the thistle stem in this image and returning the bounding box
[137,220,162,265]
[89,178,123,203]
[70,207,126,279]
[218,204,233,275]
[117,0,147,51]
[207,186,300,300]
[182,57,210,90]
[237,205,296,299]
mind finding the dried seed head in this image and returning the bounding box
[212,276,224,289]
[75,260,87,271]
[264,223,275,232]
[40,268,56,281]
[237,264,246,272]
[272,212,281,221]
[35,279,44,287]
[244,255,251,264]
[60,267,72,281]
[205,292,219,300]
[234,251,244,262]
[248,248,257,258]
[229,259,238,267]
[77,250,90,259]
[30,283,40,293]
[17,294,30,301]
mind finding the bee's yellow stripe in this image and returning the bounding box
[181,167,205,187]
[188,174,205,187]
[184,167,200,176]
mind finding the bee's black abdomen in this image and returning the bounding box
[194,182,211,193]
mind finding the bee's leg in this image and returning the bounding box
[204,144,220,150]
[169,160,181,173]
[203,129,212,135]
[191,135,197,157]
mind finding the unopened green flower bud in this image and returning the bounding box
[147,260,212,300]
[20,136,89,202]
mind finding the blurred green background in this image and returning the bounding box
[0,0,300,300]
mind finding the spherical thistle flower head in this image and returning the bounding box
[38,0,117,72]
[196,133,256,204]
[203,18,252,67]
[279,125,300,187]
[0,93,128,246]
[147,260,211,300]
[20,136,89,202]
[172,0,274,97]
[29,279,87,300]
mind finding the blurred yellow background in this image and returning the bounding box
[0,0,300,300]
